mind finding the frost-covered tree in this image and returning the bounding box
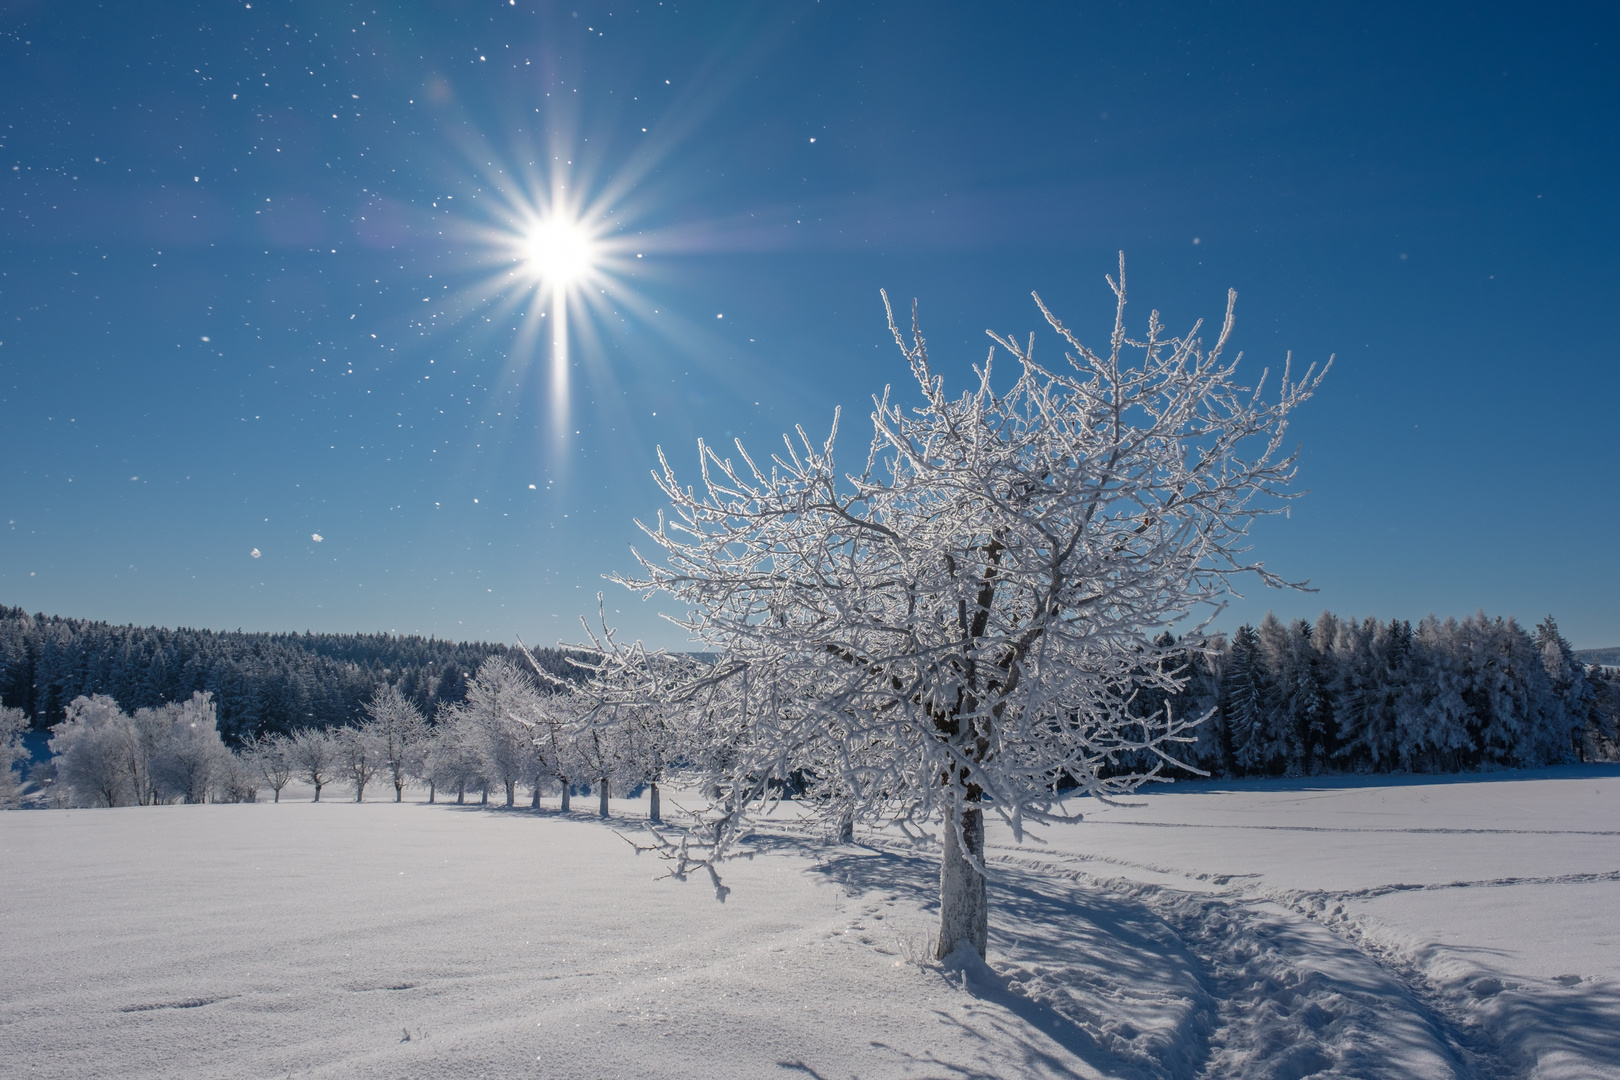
[508,659,593,812]
[616,701,678,823]
[286,727,337,802]
[580,261,1328,959]
[243,732,295,802]
[1256,615,1327,775]
[0,704,28,803]
[446,657,540,808]
[425,713,487,804]
[362,685,430,802]
[574,723,624,819]
[1224,625,1276,774]
[1536,616,1600,761]
[147,693,228,803]
[211,749,260,803]
[337,725,380,802]
[48,695,136,807]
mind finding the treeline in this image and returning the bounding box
[1135,611,1619,778]
[0,606,581,742]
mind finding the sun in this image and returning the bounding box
[520,217,596,284]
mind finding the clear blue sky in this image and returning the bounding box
[2,1,1615,649]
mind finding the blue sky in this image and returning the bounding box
[1,1,1616,649]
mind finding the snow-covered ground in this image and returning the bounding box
[2,768,1616,1079]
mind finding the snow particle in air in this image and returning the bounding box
[250,548,261,558]
[312,533,323,542]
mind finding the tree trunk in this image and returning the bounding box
[272,788,280,803]
[313,781,322,803]
[837,808,854,845]
[559,783,570,812]
[598,778,609,818]
[480,788,488,806]
[936,805,988,961]
[531,783,540,809]
[648,781,661,824]
[395,780,403,803]
[428,780,436,804]
[505,779,515,807]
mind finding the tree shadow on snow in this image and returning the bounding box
[807,842,1213,1080]
[1409,943,1620,1076]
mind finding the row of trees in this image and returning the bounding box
[1135,611,1617,779]
[32,692,257,807]
[21,658,677,817]
[0,606,579,739]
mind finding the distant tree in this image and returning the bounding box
[243,732,294,802]
[1536,616,1600,761]
[336,726,380,802]
[574,723,622,819]
[617,701,678,824]
[48,695,135,807]
[1256,615,1325,775]
[286,727,337,802]
[425,716,482,805]
[211,749,260,803]
[451,658,540,808]
[527,684,588,813]
[362,685,430,802]
[1406,617,1475,771]
[1224,626,1274,774]
[147,693,229,803]
[1,704,31,802]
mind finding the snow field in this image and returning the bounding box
[1011,765,1620,1078]
[2,794,1211,1079]
[3,768,1617,1078]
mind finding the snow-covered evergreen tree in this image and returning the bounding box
[1255,615,1322,775]
[1405,617,1475,771]
[1536,615,1600,761]
[1224,625,1275,774]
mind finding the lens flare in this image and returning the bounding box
[520,218,595,284]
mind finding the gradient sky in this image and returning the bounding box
[2,1,1616,650]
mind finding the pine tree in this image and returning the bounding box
[1223,625,1273,775]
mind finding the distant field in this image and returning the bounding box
[1577,647,1620,666]
[2,770,1617,1079]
